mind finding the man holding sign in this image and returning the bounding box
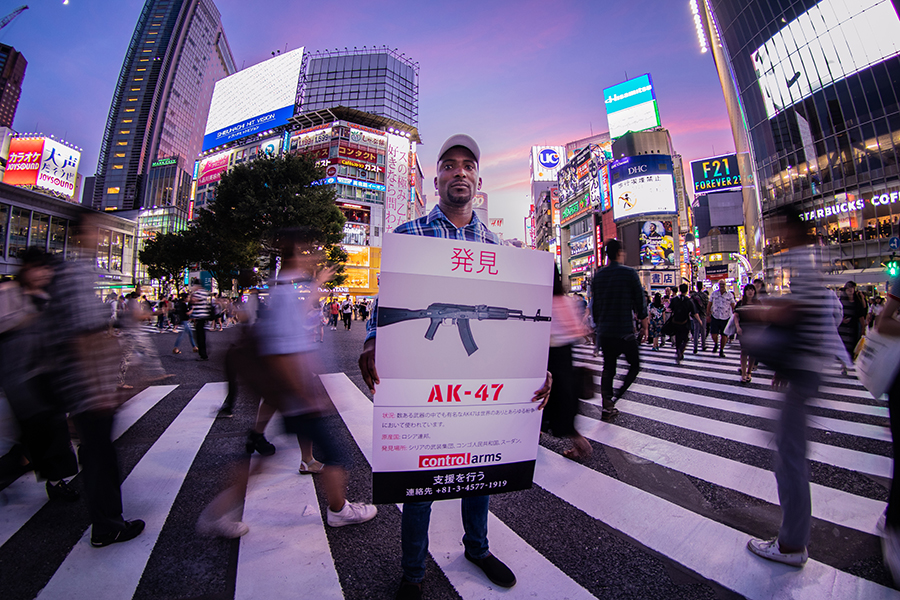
[359,134,552,600]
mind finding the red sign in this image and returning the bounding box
[4,137,44,186]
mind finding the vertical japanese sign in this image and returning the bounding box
[373,234,553,504]
[385,133,410,234]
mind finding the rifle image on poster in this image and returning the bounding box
[377,303,551,356]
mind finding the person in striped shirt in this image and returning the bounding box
[189,279,211,361]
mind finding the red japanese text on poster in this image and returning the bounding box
[372,233,554,504]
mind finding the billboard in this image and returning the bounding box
[609,155,676,221]
[384,132,411,233]
[197,150,231,187]
[690,153,741,194]
[599,163,612,211]
[752,0,900,120]
[639,220,676,267]
[603,74,661,139]
[3,136,81,199]
[202,47,305,151]
[531,146,565,182]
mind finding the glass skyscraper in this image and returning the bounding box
[300,48,419,128]
[700,0,900,285]
[0,43,26,128]
[94,0,235,212]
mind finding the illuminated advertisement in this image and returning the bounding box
[569,234,594,257]
[639,220,675,267]
[690,153,741,193]
[753,0,900,120]
[599,163,612,211]
[290,124,332,152]
[603,74,661,139]
[319,176,386,191]
[489,218,504,229]
[531,146,565,182]
[609,155,676,221]
[560,192,591,225]
[349,126,386,148]
[202,47,305,151]
[384,133,411,233]
[570,254,594,274]
[3,137,81,199]
[197,150,231,186]
[339,144,378,164]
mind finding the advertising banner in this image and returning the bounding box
[560,192,591,226]
[290,125,332,152]
[649,271,677,287]
[489,218,504,229]
[36,138,81,199]
[531,146,565,182]
[384,133,411,233]
[202,47,305,151]
[599,163,612,212]
[373,234,553,503]
[4,137,44,186]
[639,220,676,267]
[603,73,661,139]
[704,264,729,281]
[339,144,379,164]
[610,155,677,221]
[197,151,231,186]
[690,153,741,193]
[349,127,386,148]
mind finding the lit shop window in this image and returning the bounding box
[107,187,121,194]
[112,165,124,170]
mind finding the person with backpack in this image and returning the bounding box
[669,283,703,364]
[690,282,709,354]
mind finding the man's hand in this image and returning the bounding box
[358,337,379,394]
[640,317,649,343]
[531,371,552,410]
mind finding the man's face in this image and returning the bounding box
[718,282,725,293]
[434,146,481,208]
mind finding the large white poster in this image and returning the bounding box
[384,133,410,234]
[372,234,553,504]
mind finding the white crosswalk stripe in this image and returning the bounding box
[2,341,898,599]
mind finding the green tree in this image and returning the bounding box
[138,232,195,295]
[189,152,347,290]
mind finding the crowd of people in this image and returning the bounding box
[3,133,900,600]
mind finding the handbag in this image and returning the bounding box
[573,366,595,399]
[855,329,900,400]
[723,314,737,337]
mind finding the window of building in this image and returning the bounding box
[30,213,49,251]
[97,228,111,271]
[142,49,152,53]
[107,187,121,194]
[8,206,29,259]
[116,141,128,146]
[112,165,124,170]
[127,97,138,102]
[48,216,66,255]
[119,130,131,134]
[0,203,7,258]
[136,68,146,72]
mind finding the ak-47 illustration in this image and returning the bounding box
[377,303,551,356]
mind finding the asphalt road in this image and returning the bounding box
[0,320,897,600]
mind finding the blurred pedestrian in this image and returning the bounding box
[837,281,866,375]
[190,279,211,361]
[647,293,665,351]
[46,215,144,547]
[591,238,648,421]
[172,292,197,354]
[690,282,709,354]
[0,247,79,501]
[707,280,735,357]
[669,283,702,364]
[117,291,170,390]
[734,283,760,383]
[746,206,831,567]
[545,266,592,460]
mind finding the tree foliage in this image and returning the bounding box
[138,232,194,295]
[140,153,348,293]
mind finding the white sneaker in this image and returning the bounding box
[747,537,807,567]
[326,501,377,527]
[197,514,250,538]
[883,527,900,584]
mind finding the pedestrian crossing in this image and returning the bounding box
[1,343,898,599]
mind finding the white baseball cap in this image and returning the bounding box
[437,134,480,165]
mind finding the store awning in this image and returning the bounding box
[824,268,890,286]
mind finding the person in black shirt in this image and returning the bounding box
[669,283,703,364]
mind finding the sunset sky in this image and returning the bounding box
[4,0,736,239]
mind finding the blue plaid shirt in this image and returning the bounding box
[365,205,499,342]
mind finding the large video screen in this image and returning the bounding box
[609,155,676,221]
[639,220,675,267]
[603,74,661,139]
[203,47,305,151]
[752,0,900,119]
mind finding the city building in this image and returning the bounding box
[0,44,26,128]
[93,0,235,215]
[529,146,566,259]
[195,47,421,299]
[697,0,900,289]
[0,182,137,291]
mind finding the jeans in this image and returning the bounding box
[692,318,706,352]
[600,335,641,406]
[401,495,490,583]
[774,368,820,548]
[72,411,126,537]
[173,321,195,349]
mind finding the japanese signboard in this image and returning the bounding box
[3,137,81,199]
[197,150,231,186]
[373,234,553,503]
[384,133,410,233]
[609,155,677,221]
[649,271,677,287]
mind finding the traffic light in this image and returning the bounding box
[885,255,899,277]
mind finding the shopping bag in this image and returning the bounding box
[855,329,900,400]
[723,314,737,337]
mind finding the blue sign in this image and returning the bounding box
[603,73,661,139]
[315,176,386,192]
[538,148,560,169]
[202,105,295,151]
[890,237,900,250]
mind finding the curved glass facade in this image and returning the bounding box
[706,0,900,283]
